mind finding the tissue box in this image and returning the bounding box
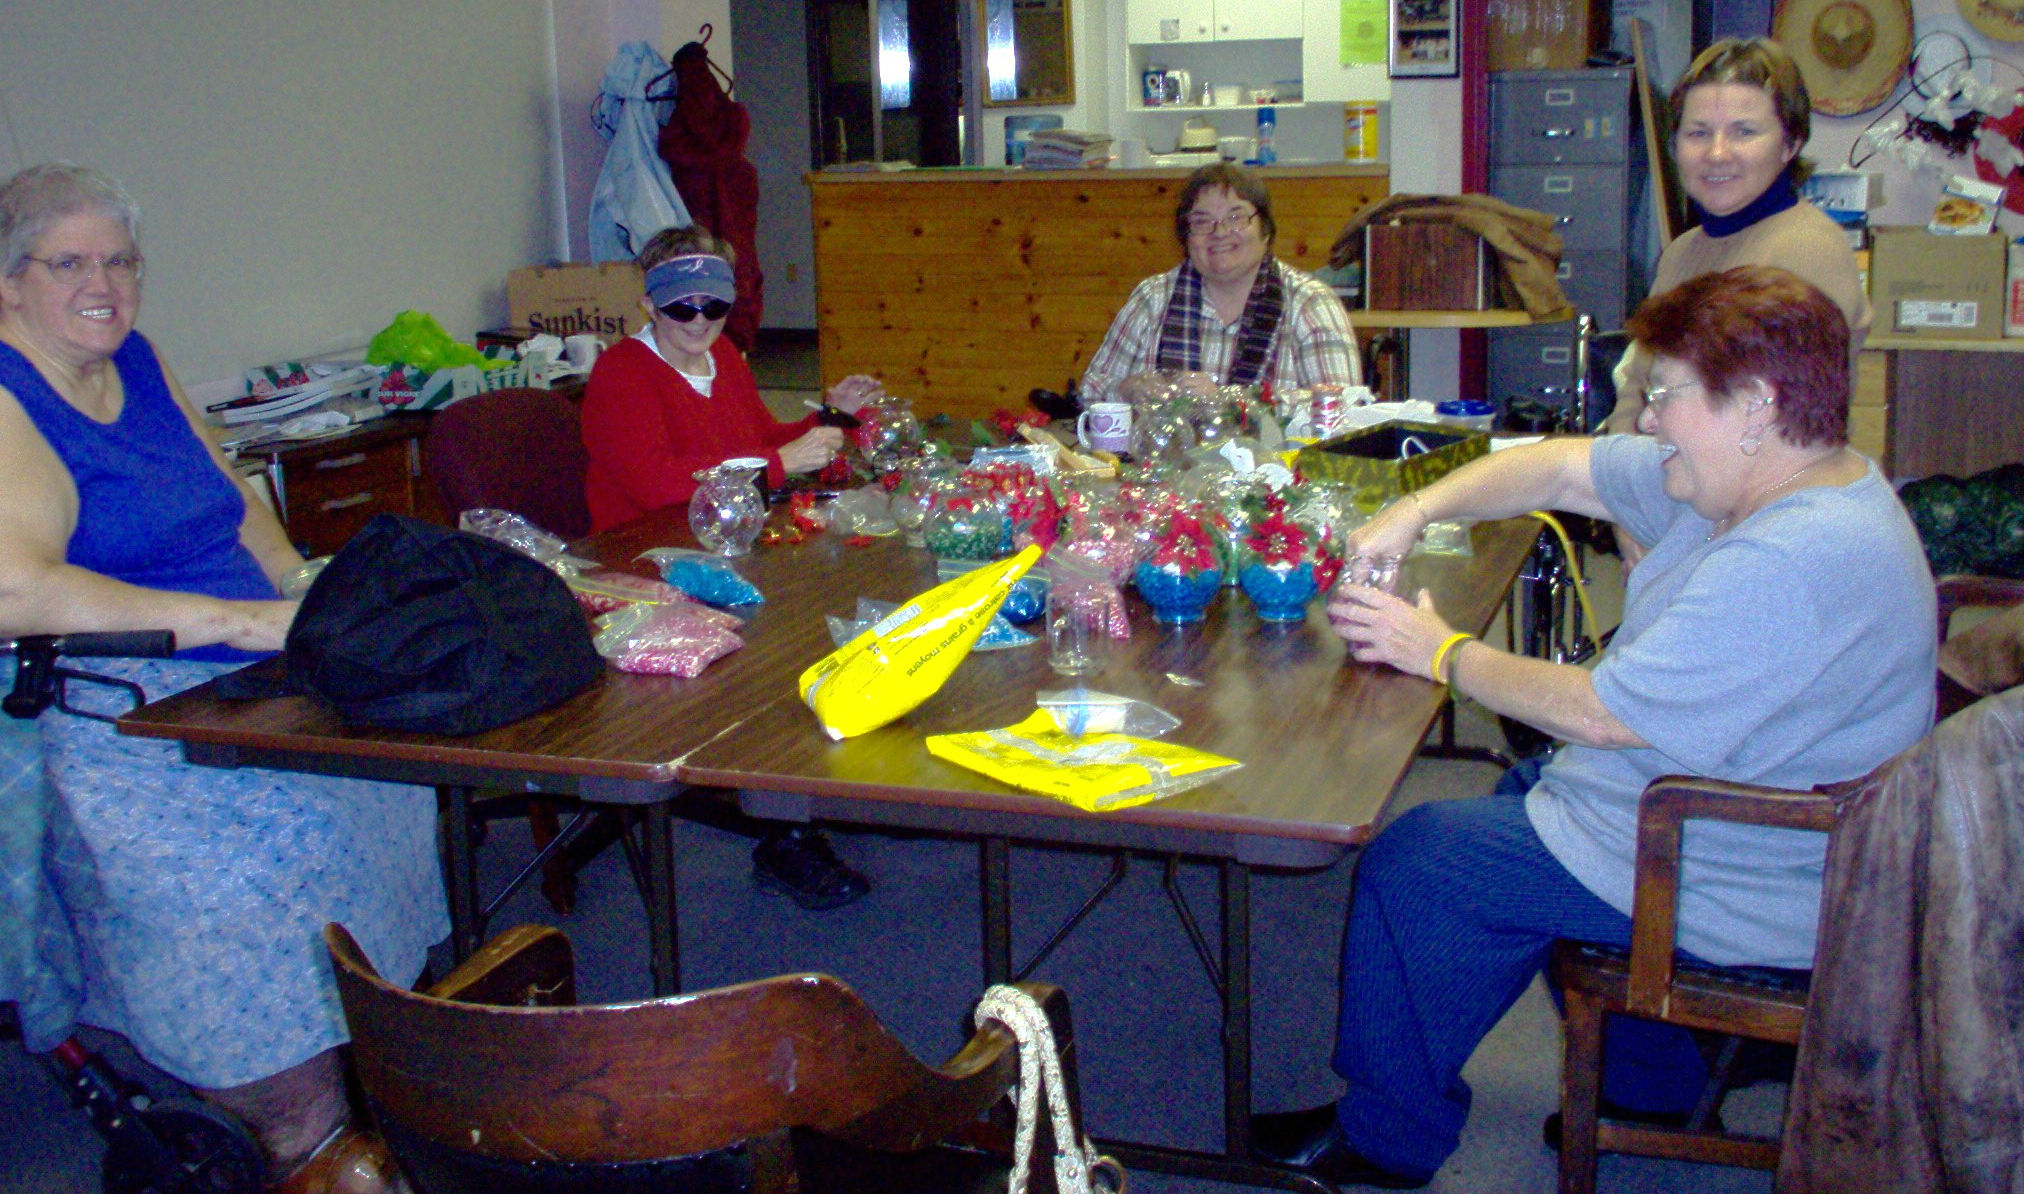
[1295,420,1489,508]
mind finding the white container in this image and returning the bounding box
[1212,85,1244,106]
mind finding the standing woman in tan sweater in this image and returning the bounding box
[1602,38,1871,567]
[1606,38,1871,437]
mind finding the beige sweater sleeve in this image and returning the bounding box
[1600,203,1869,434]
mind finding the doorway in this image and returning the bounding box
[807,0,970,166]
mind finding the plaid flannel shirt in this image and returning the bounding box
[1080,260,1360,404]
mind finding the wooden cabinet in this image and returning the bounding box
[807,165,1388,420]
[241,415,434,556]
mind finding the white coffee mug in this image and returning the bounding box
[1077,402,1133,454]
[1118,137,1150,168]
[563,333,603,369]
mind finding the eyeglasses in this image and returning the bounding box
[1185,209,1258,237]
[1644,380,1702,410]
[658,298,733,323]
[22,251,144,287]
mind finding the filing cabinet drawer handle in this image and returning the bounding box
[314,452,370,471]
[1545,88,1575,105]
[1540,126,1576,138]
[1557,262,1573,279]
[319,492,376,512]
[1544,176,1575,194]
[1540,348,1572,365]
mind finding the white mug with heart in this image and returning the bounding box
[1077,402,1133,454]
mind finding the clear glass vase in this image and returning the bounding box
[689,457,768,557]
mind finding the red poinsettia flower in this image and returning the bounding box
[1245,509,1312,569]
[1152,512,1219,573]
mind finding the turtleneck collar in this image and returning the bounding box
[1692,166,1800,238]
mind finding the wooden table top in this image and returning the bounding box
[121,507,1536,850]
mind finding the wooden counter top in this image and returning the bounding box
[807,163,1389,185]
[806,167,1389,419]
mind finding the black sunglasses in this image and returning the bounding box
[658,297,733,323]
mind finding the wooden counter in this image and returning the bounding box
[807,165,1388,420]
[1856,336,2024,478]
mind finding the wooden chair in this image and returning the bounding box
[1548,573,2024,1192]
[421,387,599,916]
[325,923,1082,1194]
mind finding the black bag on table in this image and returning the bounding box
[222,514,602,735]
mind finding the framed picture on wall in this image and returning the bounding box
[1389,0,1458,78]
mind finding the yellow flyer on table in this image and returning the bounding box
[926,710,1242,812]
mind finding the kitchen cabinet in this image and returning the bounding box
[1127,0,1301,45]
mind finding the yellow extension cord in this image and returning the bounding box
[1525,510,1602,640]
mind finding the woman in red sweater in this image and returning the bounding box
[581,224,876,529]
[580,223,879,908]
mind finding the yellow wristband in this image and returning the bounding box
[1429,632,1474,685]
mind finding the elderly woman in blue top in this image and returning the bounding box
[1251,265,1936,1188]
[1080,162,1359,404]
[0,163,440,1193]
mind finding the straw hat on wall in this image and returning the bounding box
[1961,0,2024,43]
[1772,0,1913,115]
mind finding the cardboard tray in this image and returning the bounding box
[1295,420,1489,508]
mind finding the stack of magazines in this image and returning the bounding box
[1022,130,1113,170]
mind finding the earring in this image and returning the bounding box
[1739,432,1761,456]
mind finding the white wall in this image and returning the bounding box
[730,0,818,327]
[0,0,560,391]
[1802,0,2024,233]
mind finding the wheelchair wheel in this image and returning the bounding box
[101,1097,264,1194]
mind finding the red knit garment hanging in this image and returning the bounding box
[657,38,764,351]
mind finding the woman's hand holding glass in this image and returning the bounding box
[825,374,883,416]
[780,426,845,474]
[1327,579,1454,682]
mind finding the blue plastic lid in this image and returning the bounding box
[1436,399,1495,417]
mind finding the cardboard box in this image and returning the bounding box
[1296,421,1489,510]
[1869,226,2006,341]
[506,262,646,339]
[1802,170,1885,214]
[1487,0,1609,72]
[1364,223,1493,310]
[376,348,554,413]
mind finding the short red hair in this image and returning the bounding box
[1625,265,1848,447]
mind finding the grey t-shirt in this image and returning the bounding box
[1525,435,1936,968]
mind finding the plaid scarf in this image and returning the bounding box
[1154,258,1285,386]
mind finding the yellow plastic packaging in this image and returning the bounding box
[799,545,1041,740]
[926,710,1242,812]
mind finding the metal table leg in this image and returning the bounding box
[643,802,682,995]
[981,835,1013,984]
[439,784,482,963]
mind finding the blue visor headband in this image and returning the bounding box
[645,254,736,307]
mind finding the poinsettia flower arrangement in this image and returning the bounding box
[1245,499,1312,569]
[1244,493,1345,588]
[1148,509,1222,574]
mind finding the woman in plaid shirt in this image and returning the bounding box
[1080,163,1360,405]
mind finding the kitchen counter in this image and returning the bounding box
[806,165,1388,419]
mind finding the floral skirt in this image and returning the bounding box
[40,657,448,1088]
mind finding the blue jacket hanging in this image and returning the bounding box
[589,41,691,263]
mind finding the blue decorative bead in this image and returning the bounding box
[1239,561,1317,623]
[1134,563,1223,625]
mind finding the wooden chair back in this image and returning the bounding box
[327,923,1071,1193]
[422,387,592,539]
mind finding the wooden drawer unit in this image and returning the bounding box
[243,415,429,556]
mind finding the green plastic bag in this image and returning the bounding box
[365,311,504,372]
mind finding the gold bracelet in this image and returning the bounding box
[1429,631,1474,684]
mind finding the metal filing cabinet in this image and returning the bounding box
[1487,67,1645,427]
